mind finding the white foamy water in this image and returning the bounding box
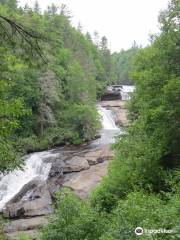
[121,85,135,93]
[0,151,53,211]
[91,105,121,146]
[121,85,135,101]
[98,105,119,130]
[0,104,121,210]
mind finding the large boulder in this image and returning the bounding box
[85,146,114,165]
[3,184,53,219]
[63,156,90,173]
[63,161,109,199]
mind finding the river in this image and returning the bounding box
[0,103,121,212]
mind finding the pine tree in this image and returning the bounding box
[34,0,41,13]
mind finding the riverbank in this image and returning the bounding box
[1,100,128,239]
[3,145,114,239]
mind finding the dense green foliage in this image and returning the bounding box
[41,189,108,240]
[99,191,180,240]
[0,46,28,172]
[1,0,180,239]
[111,42,139,84]
[40,1,180,240]
[92,0,180,205]
[0,1,110,173]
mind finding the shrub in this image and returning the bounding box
[91,129,175,212]
[100,191,180,240]
[41,189,108,240]
[59,103,101,142]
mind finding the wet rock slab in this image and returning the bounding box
[3,144,114,239]
[3,184,53,219]
[4,216,48,233]
[112,107,128,127]
[4,216,48,239]
[63,161,109,199]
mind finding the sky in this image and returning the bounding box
[19,0,169,52]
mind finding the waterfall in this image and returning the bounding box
[121,92,130,101]
[98,106,119,130]
[0,151,53,211]
[0,104,120,211]
[91,105,121,146]
[120,85,135,101]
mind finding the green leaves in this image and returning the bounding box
[0,0,108,173]
[100,191,180,240]
[41,189,108,240]
[59,104,100,143]
[0,47,29,172]
[92,1,180,231]
[111,46,139,85]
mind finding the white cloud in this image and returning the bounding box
[19,0,169,52]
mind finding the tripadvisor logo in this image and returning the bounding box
[135,227,144,236]
[134,227,174,236]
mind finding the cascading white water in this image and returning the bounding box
[0,151,54,211]
[120,85,135,101]
[121,85,135,92]
[0,104,120,211]
[91,105,121,146]
[98,106,119,130]
[121,92,130,101]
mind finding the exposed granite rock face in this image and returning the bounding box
[3,145,114,238]
[5,177,43,206]
[63,161,109,199]
[112,107,128,127]
[47,152,90,176]
[4,216,48,233]
[63,156,90,173]
[3,147,112,220]
[3,184,53,219]
[85,146,114,165]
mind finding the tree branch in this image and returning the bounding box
[0,15,48,63]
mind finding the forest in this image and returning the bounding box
[0,0,180,239]
[0,0,112,173]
